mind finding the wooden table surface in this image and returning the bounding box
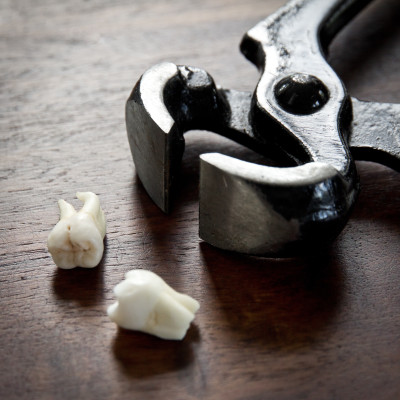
[1,0,399,399]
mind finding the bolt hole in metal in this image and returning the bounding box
[274,73,330,115]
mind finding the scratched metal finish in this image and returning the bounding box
[350,98,400,171]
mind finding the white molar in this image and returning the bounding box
[47,192,106,269]
[107,269,200,340]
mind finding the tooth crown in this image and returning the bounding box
[107,269,200,340]
[47,192,106,269]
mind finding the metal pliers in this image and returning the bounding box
[125,0,399,255]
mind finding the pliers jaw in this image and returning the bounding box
[126,0,399,255]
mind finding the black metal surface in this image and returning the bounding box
[274,74,330,115]
[125,0,399,255]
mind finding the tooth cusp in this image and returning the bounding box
[107,269,200,340]
[47,192,106,269]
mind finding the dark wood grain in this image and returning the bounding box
[1,0,399,399]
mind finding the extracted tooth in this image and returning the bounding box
[107,269,200,340]
[47,192,106,269]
